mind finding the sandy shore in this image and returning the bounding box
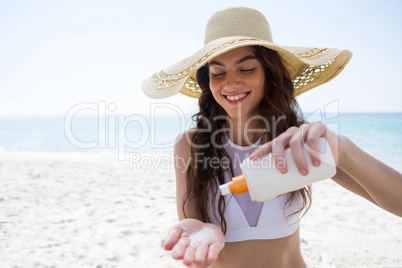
[0,152,401,267]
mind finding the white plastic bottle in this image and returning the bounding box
[219,137,337,202]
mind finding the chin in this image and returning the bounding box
[226,110,248,120]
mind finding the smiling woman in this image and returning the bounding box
[207,47,266,120]
[141,6,402,268]
[178,42,310,268]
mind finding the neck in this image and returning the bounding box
[226,116,266,146]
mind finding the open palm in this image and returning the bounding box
[164,219,225,267]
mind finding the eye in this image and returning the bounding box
[241,68,256,73]
[211,72,225,78]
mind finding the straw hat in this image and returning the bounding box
[142,7,352,99]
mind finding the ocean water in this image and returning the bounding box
[0,113,401,162]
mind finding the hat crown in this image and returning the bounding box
[204,7,273,45]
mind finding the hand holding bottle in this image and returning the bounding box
[220,121,340,202]
[249,121,341,173]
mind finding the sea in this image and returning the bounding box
[0,113,401,163]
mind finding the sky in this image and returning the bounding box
[0,0,401,116]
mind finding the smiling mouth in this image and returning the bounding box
[225,92,249,101]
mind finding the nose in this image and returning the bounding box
[223,71,242,90]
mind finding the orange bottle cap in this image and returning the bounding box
[232,174,248,194]
[219,174,249,196]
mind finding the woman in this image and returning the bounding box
[142,7,402,267]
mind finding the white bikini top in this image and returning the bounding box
[211,134,302,242]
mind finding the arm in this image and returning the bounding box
[174,129,195,220]
[250,121,402,217]
[164,130,225,267]
[333,136,402,216]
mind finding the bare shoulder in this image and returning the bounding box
[174,128,196,158]
[174,128,197,174]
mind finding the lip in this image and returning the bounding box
[223,92,250,104]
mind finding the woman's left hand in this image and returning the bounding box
[249,121,343,175]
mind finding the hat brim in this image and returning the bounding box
[141,36,352,99]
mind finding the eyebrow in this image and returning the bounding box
[209,55,258,67]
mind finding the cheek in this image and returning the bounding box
[256,80,265,94]
[210,89,221,104]
[252,72,265,94]
[209,79,221,95]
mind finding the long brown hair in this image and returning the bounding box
[182,46,312,233]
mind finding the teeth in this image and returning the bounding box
[227,93,247,101]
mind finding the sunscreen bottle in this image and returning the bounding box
[219,137,336,202]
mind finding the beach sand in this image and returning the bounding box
[0,152,401,268]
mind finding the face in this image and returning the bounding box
[208,46,265,121]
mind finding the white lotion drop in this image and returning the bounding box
[190,228,216,246]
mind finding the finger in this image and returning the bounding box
[194,243,209,265]
[207,243,223,264]
[249,141,272,160]
[305,136,321,167]
[250,126,300,160]
[182,245,196,266]
[271,139,287,174]
[164,226,183,251]
[271,126,301,172]
[171,237,190,261]
[289,131,309,176]
[305,122,327,167]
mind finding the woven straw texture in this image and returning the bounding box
[141,7,352,99]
